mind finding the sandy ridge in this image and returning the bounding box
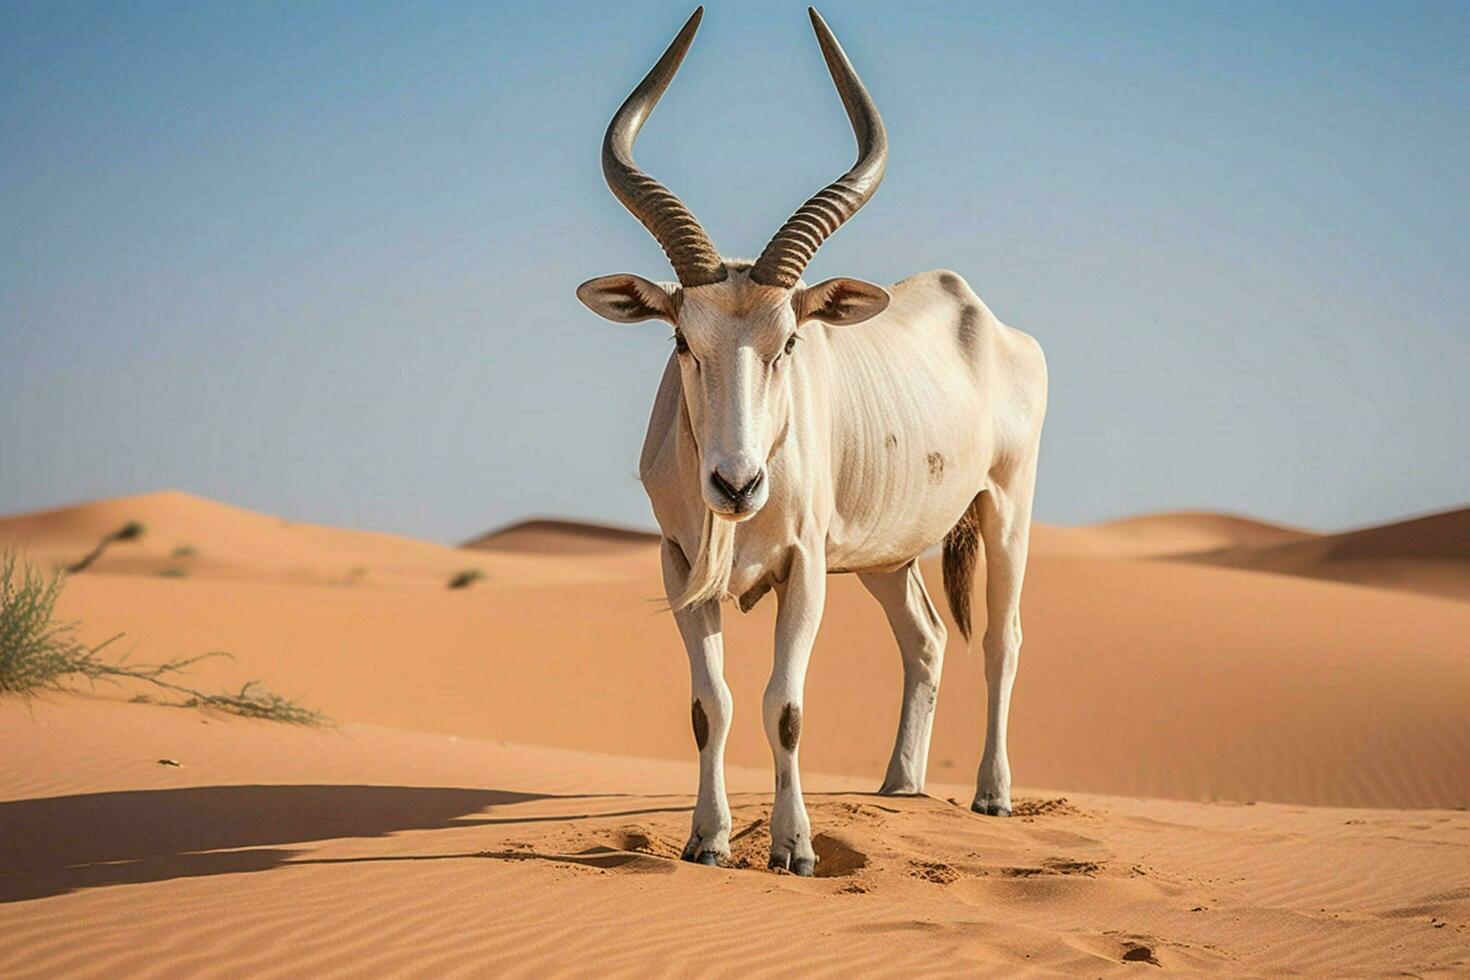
[1,700,1465,978]
[2,490,1469,975]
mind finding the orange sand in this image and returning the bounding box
[1,491,1466,975]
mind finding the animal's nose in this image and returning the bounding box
[710,466,765,505]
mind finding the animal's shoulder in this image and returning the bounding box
[886,269,1046,394]
[880,269,1002,348]
[889,269,981,303]
[886,270,999,326]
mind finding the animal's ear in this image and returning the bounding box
[576,274,679,324]
[794,277,890,326]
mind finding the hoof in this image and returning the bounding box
[767,853,817,877]
[971,799,1011,817]
[682,850,722,867]
[877,782,922,796]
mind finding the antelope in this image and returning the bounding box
[577,7,1047,875]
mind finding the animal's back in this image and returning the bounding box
[823,269,1046,573]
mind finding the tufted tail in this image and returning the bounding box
[941,492,985,641]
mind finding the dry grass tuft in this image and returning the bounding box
[1,552,327,725]
[448,569,485,589]
[65,520,145,573]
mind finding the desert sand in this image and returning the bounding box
[2,490,1467,976]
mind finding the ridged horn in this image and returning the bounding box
[749,8,887,289]
[602,7,727,287]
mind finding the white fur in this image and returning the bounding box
[584,264,1047,871]
[675,508,735,609]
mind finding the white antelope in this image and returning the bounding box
[577,7,1047,875]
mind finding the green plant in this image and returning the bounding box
[66,520,146,574]
[448,569,486,589]
[1,553,326,725]
[170,545,198,559]
[129,681,327,725]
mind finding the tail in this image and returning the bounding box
[673,509,735,610]
[942,492,985,641]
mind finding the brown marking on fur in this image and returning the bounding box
[691,699,709,751]
[884,432,899,450]
[943,492,985,640]
[938,272,964,298]
[927,452,946,482]
[777,771,790,791]
[779,704,801,752]
[957,304,980,358]
[738,579,772,613]
[806,282,867,322]
[610,295,653,319]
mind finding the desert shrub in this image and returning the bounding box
[0,552,325,724]
[108,521,145,542]
[157,568,188,578]
[170,545,198,559]
[0,553,99,696]
[66,520,146,573]
[448,569,485,589]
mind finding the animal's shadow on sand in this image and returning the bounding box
[0,784,642,903]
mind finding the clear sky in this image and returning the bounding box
[2,1,1466,542]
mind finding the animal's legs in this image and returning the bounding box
[972,459,1038,816]
[859,561,947,795]
[662,539,732,864]
[765,550,826,875]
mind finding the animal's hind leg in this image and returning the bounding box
[973,456,1038,817]
[662,540,732,864]
[859,561,947,795]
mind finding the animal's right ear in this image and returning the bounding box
[576,274,679,324]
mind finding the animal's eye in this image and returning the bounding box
[784,334,798,356]
[673,331,690,354]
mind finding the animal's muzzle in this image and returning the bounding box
[709,466,765,511]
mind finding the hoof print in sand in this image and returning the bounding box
[811,833,868,877]
[909,860,961,885]
[1121,943,1161,966]
[1011,797,1082,819]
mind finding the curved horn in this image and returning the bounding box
[750,8,887,289]
[602,7,727,287]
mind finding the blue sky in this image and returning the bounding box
[2,1,1466,541]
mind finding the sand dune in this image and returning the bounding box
[464,518,660,554]
[41,551,1470,810]
[465,507,1470,605]
[3,490,1468,975]
[1030,511,1313,560]
[0,490,633,589]
[467,509,1314,563]
[1,699,1465,977]
[1,491,1461,809]
[1184,507,1470,601]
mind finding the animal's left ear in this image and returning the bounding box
[794,277,890,326]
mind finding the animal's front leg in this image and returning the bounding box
[764,550,826,876]
[662,540,732,865]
